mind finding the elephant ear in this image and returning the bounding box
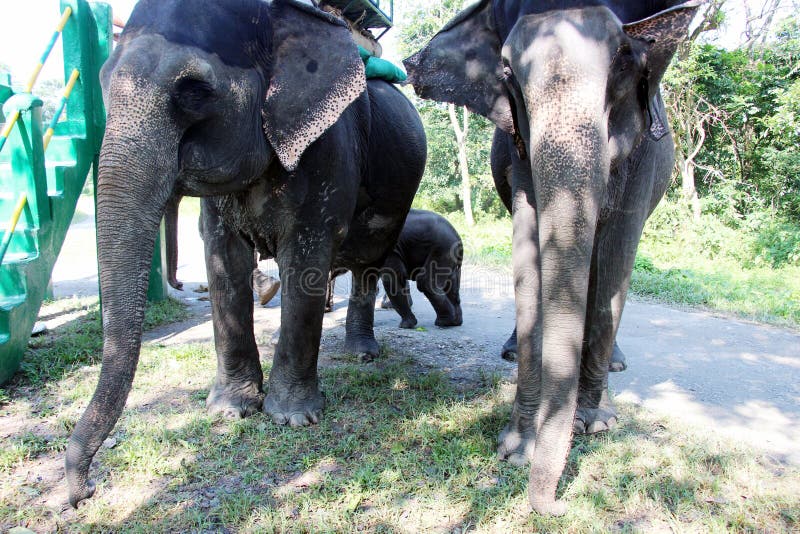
[623,1,701,84]
[403,0,513,134]
[264,0,366,171]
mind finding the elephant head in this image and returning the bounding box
[404,0,698,515]
[66,0,366,507]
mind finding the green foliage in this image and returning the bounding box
[664,16,800,219]
[634,200,800,326]
[398,0,508,219]
[410,100,505,217]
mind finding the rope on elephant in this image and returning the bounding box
[358,46,407,83]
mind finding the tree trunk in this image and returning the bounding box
[449,103,474,226]
[676,150,702,221]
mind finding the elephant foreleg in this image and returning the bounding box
[497,180,541,467]
[202,199,264,418]
[263,238,331,426]
[445,249,463,325]
[416,261,460,328]
[577,163,658,434]
[164,195,183,290]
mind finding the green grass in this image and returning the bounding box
[0,338,796,532]
[633,202,800,327]
[19,296,189,386]
[447,212,513,268]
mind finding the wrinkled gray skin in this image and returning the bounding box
[65,0,425,508]
[405,0,697,515]
[382,209,463,329]
[493,169,626,371]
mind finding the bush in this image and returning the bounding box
[744,212,800,267]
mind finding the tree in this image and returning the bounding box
[665,2,800,221]
[664,0,729,220]
[397,0,494,223]
[448,103,474,225]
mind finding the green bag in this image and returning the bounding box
[358,46,407,83]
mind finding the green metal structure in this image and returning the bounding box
[0,0,168,384]
[324,0,394,37]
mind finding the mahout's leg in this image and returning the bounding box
[202,199,264,418]
[252,255,280,306]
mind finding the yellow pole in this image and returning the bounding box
[0,111,19,140]
[25,6,73,93]
[0,194,28,264]
[43,69,81,150]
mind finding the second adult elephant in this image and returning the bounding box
[405,0,698,514]
[66,0,426,507]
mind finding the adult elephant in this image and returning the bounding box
[404,0,697,515]
[66,0,425,507]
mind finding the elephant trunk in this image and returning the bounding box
[525,89,608,514]
[66,129,177,507]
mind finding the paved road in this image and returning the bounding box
[51,204,800,464]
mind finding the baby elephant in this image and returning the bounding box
[382,209,463,329]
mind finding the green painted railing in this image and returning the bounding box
[0,0,169,384]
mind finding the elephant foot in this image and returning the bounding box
[497,416,536,466]
[254,273,280,305]
[500,329,518,362]
[434,317,462,327]
[574,400,617,435]
[529,497,567,517]
[68,479,96,509]
[399,315,418,329]
[168,276,184,291]
[263,381,325,427]
[207,380,264,419]
[344,334,380,362]
[435,314,462,328]
[609,342,627,372]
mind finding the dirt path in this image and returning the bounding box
[52,207,800,465]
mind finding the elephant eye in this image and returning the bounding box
[172,77,216,114]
